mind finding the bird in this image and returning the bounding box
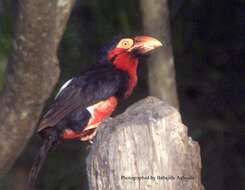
[28,35,162,185]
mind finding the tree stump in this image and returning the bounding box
[86,97,204,190]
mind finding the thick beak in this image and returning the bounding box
[129,36,162,54]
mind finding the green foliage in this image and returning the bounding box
[0,59,6,90]
[0,0,12,60]
[0,0,12,89]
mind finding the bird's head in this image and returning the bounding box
[100,36,162,70]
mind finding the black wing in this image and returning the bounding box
[38,65,128,132]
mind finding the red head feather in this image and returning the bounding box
[106,36,162,98]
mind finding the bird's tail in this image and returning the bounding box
[28,135,56,185]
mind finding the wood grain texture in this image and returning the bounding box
[87,97,204,190]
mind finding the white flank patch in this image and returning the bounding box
[55,78,73,99]
[87,105,96,116]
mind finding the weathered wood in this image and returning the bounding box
[87,97,204,190]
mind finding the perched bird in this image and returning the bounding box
[28,35,162,185]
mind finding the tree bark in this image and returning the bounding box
[87,97,204,190]
[0,0,75,176]
[140,0,179,108]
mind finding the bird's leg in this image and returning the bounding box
[82,129,97,150]
[80,128,97,142]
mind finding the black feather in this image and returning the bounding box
[28,132,59,185]
[38,64,128,132]
[98,35,131,64]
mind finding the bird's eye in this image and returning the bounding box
[116,38,134,49]
[122,41,129,46]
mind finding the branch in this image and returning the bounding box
[87,97,204,190]
[0,0,75,176]
[140,0,179,108]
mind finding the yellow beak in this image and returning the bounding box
[129,36,163,54]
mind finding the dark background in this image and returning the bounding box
[0,0,245,189]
